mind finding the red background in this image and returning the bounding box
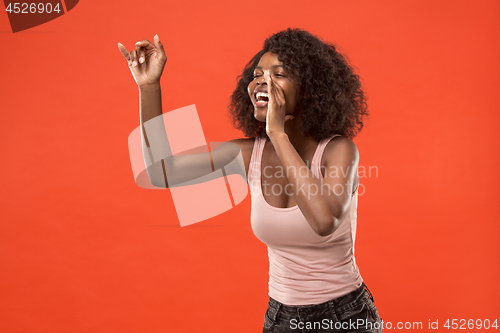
[1,0,499,332]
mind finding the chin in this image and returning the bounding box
[254,109,267,122]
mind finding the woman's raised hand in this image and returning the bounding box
[118,34,167,87]
[264,70,294,137]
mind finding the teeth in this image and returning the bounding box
[256,92,269,101]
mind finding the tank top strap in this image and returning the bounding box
[311,134,341,179]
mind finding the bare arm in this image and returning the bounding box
[269,133,358,236]
[264,71,358,236]
[118,36,169,186]
[118,36,250,187]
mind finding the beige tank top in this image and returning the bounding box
[248,135,363,306]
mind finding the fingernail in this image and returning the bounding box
[139,57,144,63]
[133,61,137,66]
[155,34,159,41]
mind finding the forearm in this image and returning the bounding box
[138,83,170,187]
[139,83,163,147]
[269,133,345,236]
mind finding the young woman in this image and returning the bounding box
[119,28,382,333]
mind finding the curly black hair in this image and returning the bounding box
[229,28,368,140]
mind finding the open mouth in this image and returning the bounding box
[254,91,269,108]
[256,92,269,102]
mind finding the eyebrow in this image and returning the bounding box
[254,65,285,70]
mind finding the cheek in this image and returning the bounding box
[287,93,299,112]
[285,88,297,103]
[247,83,255,100]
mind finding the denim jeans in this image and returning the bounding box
[262,283,382,333]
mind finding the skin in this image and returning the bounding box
[118,38,359,236]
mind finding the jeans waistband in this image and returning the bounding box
[268,283,373,317]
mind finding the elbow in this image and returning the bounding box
[148,173,168,188]
[146,163,169,188]
[150,180,168,188]
[314,203,351,236]
[314,217,341,237]
[316,229,333,237]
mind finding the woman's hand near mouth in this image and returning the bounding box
[264,70,294,138]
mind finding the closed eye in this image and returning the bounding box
[273,73,288,78]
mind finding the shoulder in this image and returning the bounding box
[230,137,256,148]
[322,135,359,166]
[211,137,254,158]
[229,138,256,176]
[321,136,359,192]
[229,137,256,155]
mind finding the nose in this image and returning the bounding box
[256,76,267,85]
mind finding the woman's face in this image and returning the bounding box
[247,52,298,122]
